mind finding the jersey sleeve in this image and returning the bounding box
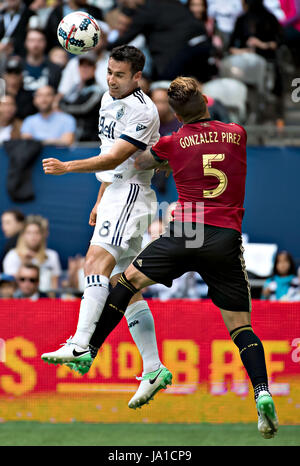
[150,135,172,162]
[119,106,158,151]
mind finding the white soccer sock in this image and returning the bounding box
[72,274,109,348]
[125,300,161,375]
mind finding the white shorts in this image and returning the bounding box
[90,181,157,276]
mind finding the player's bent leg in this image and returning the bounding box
[75,271,173,407]
[68,269,153,376]
[88,268,153,359]
[220,308,279,438]
[83,245,117,277]
[219,308,251,333]
[41,246,116,367]
[124,263,155,289]
[121,290,172,409]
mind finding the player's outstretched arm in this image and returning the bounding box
[42,139,140,175]
[135,149,171,171]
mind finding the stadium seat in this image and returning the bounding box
[202,78,248,124]
[219,53,268,94]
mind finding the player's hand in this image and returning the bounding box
[89,205,98,226]
[42,158,67,175]
[155,166,172,178]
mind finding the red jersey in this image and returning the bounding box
[151,119,247,233]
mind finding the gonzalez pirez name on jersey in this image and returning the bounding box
[179,130,242,149]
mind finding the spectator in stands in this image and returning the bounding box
[45,0,104,51]
[28,0,53,30]
[21,85,76,145]
[264,0,286,21]
[284,266,300,302]
[187,0,224,52]
[2,216,62,293]
[14,263,48,299]
[22,28,62,95]
[106,0,210,81]
[59,52,103,142]
[149,81,182,193]
[229,0,282,61]
[280,0,300,66]
[60,255,85,295]
[0,94,22,143]
[3,56,37,120]
[229,0,284,120]
[150,82,182,136]
[261,250,297,301]
[206,0,244,50]
[0,209,25,271]
[48,46,69,68]
[0,0,35,57]
[0,273,17,298]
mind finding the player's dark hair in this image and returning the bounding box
[110,45,145,75]
[167,76,208,123]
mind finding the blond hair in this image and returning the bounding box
[16,216,48,265]
[167,76,207,123]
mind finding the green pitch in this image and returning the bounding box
[0,422,299,446]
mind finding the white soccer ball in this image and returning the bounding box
[57,11,101,55]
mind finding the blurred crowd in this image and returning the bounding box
[0,0,299,145]
[1,207,300,301]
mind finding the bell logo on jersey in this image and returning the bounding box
[99,116,116,140]
[136,123,147,132]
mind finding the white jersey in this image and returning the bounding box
[96,87,160,185]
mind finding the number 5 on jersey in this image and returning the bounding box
[203,153,228,198]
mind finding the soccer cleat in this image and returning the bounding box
[66,353,94,375]
[41,336,91,367]
[256,390,279,439]
[128,366,173,410]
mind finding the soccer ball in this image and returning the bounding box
[57,11,101,55]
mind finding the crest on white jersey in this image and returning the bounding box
[116,105,125,120]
